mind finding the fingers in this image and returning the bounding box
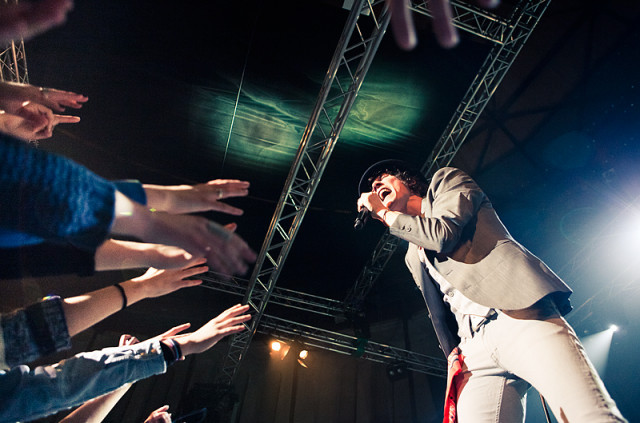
[145,212,256,277]
[206,179,250,199]
[53,113,81,124]
[119,334,135,346]
[40,88,88,111]
[144,405,171,423]
[428,0,459,48]
[203,180,250,215]
[387,0,417,51]
[178,263,208,286]
[213,202,244,216]
[57,93,89,109]
[204,220,257,276]
[216,304,251,322]
[159,323,191,339]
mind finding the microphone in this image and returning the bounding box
[354,209,369,230]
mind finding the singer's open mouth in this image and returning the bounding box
[377,187,391,201]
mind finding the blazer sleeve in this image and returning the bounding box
[389,167,487,253]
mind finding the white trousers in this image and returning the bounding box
[455,309,626,422]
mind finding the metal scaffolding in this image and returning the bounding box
[1,0,29,83]
[216,0,391,386]
[258,314,447,378]
[0,40,29,83]
[215,0,551,387]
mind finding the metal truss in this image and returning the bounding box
[216,0,551,387]
[343,0,551,312]
[1,0,29,84]
[1,39,29,83]
[258,314,447,378]
[411,0,512,44]
[216,0,391,386]
[199,273,345,318]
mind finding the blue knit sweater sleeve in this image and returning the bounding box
[0,134,115,251]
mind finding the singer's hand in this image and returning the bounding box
[357,192,386,222]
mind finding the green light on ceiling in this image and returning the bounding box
[190,84,306,172]
[190,65,427,171]
[337,67,428,149]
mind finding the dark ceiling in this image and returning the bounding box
[14,0,640,419]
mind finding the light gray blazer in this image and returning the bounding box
[389,167,572,356]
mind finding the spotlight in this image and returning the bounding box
[270,340,291,360]
[609,324,619,332]
[386,362,408,381]
[297,349,311,368]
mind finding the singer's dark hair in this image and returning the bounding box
[366,164,428,197]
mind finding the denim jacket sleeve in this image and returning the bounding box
[0,339,167,423]
[0,296,71,369]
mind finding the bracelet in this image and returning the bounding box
[114,283,127,311]
[160,338,184,366]
[168,338,184,361]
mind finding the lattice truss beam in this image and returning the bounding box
[258,314,448,378]
[1,0,29,83]
[215,0,551,385]
[201,274,447,377]
[1,40,28,83]
[217,0,391,385]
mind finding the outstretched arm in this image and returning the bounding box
[111,191,256,276]
[142,179,250,215]
[143,406,172,423]
[170,304,251,356]
[0,305,249,423]
[57,334,138,423]
[0,102,80,141]
[0,81,88,113]
[62,262,208,337]
[94,239,201,271]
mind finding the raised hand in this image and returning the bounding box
[144,405,172,423]
[38,87,88,112]
[127,262,208,300]
[386,0,500,50]
[0,102,79,140]
[172,304,251,356]
[143,179,251,215]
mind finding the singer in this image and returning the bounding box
[356,160,626,423]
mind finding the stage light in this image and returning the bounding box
[386,362,408,381]
[297,349,312,368]
[609,324,619,332]
[581,328,616,378]
[270,340,291,360]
